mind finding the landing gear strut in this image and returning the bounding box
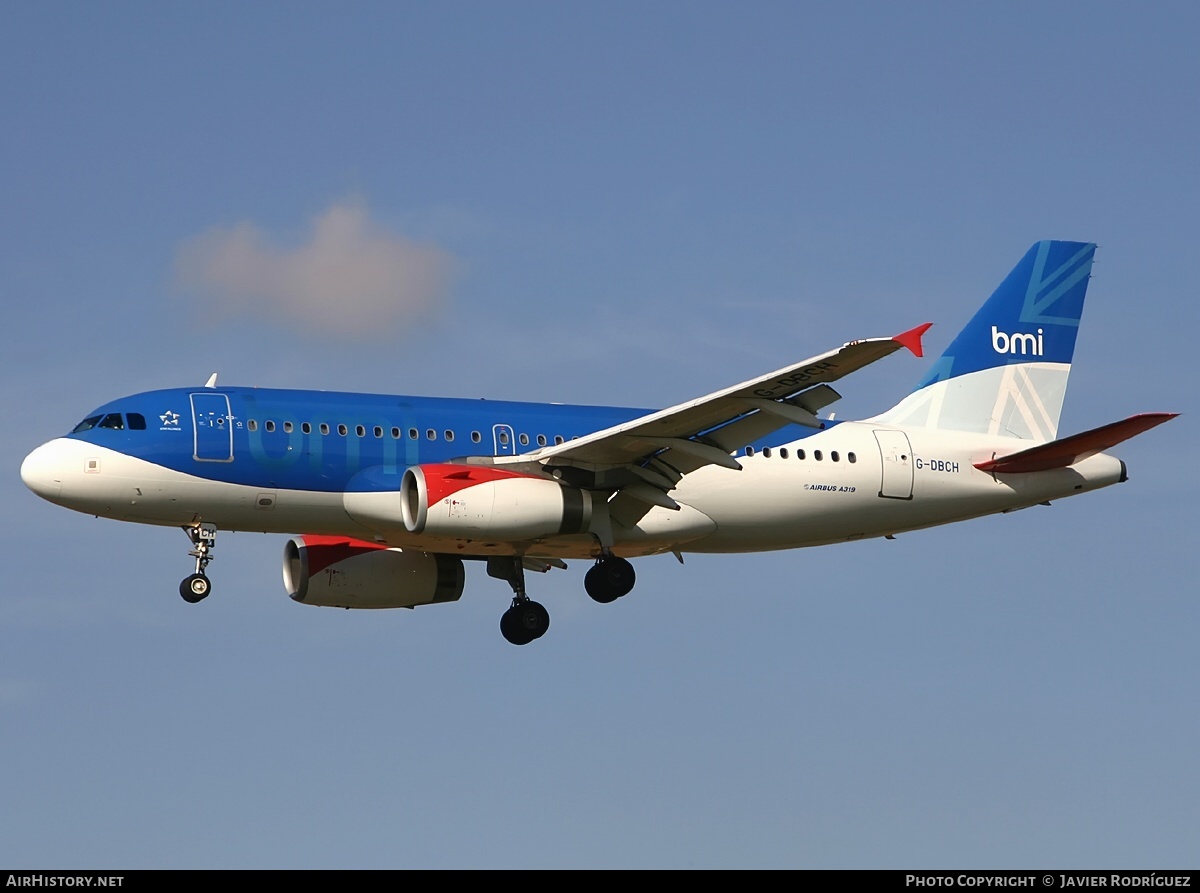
[179,523,216,603]
[584,554,636,604]
[488,557,550,646]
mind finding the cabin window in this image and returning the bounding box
[762,447,773,458]
[536,434,547,446]
[302,422,311,434]
[127,413,146,430]
[338,424,347,436]
[444,430,454,442]
[797,449,806,460]
[814,450,823,461]
[265,420,275,433]
[471,431,482,443]
[247,420,258,432]
[320,423,330,435]
[409,428,418,440]
[555,435,565,445]
[780,447,789,459]
[498,430,510,445]
[848,452,857,463]
[519,433,529,446]
[831,451,840,462]
[284,421,294,433]
[746,446,755,456]
[99,413,124,430]
[426,429,436,440]
[391,427,401,439]
[351,425,362,437]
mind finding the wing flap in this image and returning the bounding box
[974,412,1178,474]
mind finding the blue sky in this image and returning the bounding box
[2,2,1197,868]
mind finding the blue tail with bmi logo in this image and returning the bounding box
[877,240,1096,441]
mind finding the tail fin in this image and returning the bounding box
[876,240,1096,441]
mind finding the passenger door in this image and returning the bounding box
[191,393,234,462]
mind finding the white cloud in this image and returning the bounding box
[175,200,453,338]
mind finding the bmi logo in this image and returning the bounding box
[991,326,1044,356]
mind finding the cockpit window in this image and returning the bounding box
[72,415,102,434]
[98,413,125,430]
[127,413,146,430]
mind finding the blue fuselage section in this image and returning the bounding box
[66,387,650,492]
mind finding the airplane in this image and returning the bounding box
[20,240,1176,645]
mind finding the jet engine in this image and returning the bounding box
[400,463,592,540]
[283,535,464,609]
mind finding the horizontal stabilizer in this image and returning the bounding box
[974,413,1178,474]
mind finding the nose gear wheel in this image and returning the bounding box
[178,524,217,603]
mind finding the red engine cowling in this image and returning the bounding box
[283,535,464,609]
[400,464,592,541]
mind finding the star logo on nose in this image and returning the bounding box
[160,411,180,427]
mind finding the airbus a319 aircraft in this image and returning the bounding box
[21,241,1175,644]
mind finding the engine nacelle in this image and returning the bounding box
[283,535,464,609]
[401,464,592,541]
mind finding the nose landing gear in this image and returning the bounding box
[179,523,216,603]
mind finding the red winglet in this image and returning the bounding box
[892,322,933,358]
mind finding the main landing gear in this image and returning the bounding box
[179,523,216,604]
[487,553,638,644]
[488,557,550,646]
[584,554,636,604]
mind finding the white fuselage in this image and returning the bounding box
[20,420,1126,560]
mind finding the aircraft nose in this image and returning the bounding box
[20,440,67,501]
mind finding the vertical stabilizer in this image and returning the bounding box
[875,240,1095,441]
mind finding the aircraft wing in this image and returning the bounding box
[493,323,931,514]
